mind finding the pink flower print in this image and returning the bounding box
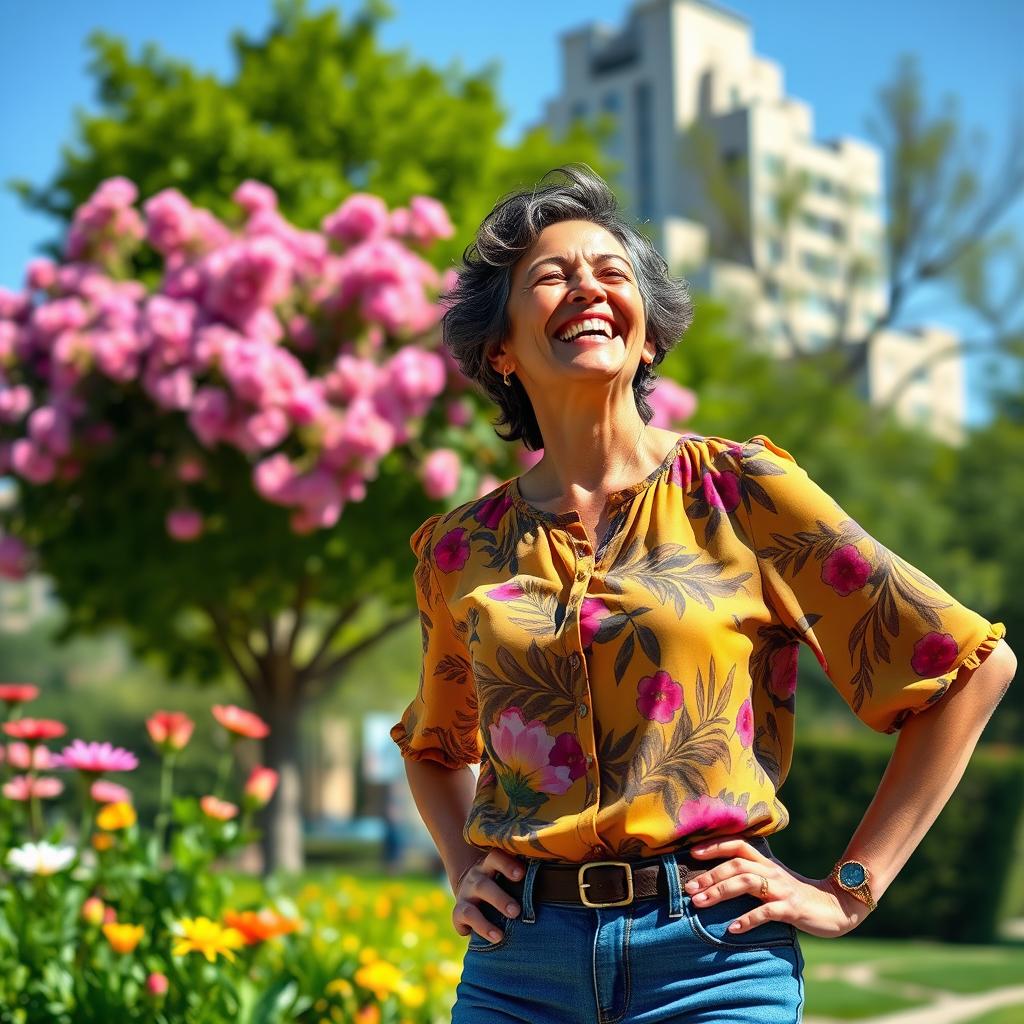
[702,468,741,513]
[489,707,574,797]
[768,642,799,700]
[735,699,754,747]
[476,490,514,530]
[578,597,612,648]
[822,544,872,596]
[548,732,588,783]
[636,670,684,724]
[675,795,748,839]
[434,527,470,574]
[486,581,526,601]
[911,631,959,677]
[668,447,694,490]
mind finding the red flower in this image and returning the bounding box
[211,704,269,740]
[146,710,195,752]
[3,718,67,742]
[0,684,40,705]
[243,766,279,809]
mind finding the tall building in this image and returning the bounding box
[538,0,967,444]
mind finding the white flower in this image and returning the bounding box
[6,841,76,876]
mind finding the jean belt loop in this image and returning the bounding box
[520,859,540,924]
[661,851,684,918]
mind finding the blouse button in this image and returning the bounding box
[568,652,581,671]
[585,753,594,766]
[577,703,589,718]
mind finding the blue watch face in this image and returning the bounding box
[839,862,866,887]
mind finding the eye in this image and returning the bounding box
[537,273,563,283]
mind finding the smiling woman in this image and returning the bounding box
[392,163,1013,1024]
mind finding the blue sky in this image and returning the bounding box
[2,0,1021,425]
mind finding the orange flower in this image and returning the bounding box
[146,710,195,752]
[96,801,137,831]
[222,907,301,945]
[200,795,238,821]
[103,922,144,954]
[211,704,269,739]
[92,833,115,852]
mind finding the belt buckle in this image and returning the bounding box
[578,860,634,908]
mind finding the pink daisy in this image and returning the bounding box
[52,740,138,774]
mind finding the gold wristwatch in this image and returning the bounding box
[830,858,877,911]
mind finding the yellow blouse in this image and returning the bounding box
[390,432,1006,863]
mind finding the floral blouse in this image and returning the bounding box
[390,432,1006,863]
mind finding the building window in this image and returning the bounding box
[800,250,839,278]
[762,153,784,176]
[767,238,784,263]
[634,80,655,221]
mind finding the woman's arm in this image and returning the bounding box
[403,757,483,894]
[830,638,1018,922]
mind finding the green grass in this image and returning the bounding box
[959,1007,1024,1024]
[797,935,1024,1020]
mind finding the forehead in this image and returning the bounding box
[518,220,630,275]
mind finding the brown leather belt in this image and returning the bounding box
[502,836,772,909]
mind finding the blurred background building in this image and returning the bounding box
[539,0,968,444]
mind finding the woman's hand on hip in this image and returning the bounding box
[452,850,525,942]
[686,837,872,939]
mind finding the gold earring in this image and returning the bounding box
[503,366,512,386]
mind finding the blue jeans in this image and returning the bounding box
[452,841,805,1023]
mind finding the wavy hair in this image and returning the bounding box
[439,163,695,451]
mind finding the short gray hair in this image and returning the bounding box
[439,163,695,451]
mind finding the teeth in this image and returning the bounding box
[556,318,616,342]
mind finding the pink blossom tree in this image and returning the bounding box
[0,176,490,872]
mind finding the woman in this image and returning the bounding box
[390,164,1015,1023]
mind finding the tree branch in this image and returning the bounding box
[300,607,420,697]
[200,601,264,702]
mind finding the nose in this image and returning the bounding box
[569,267,607,302]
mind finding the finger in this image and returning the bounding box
[690,871,766,906]
[459,898,507,943]
[724,900,787,935]
[500,855,524,882]
[685,854,762,895]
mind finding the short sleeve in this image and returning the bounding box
[737,433,1007,735]
[389,513,483,768]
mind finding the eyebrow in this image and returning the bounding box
[525,252,632,279]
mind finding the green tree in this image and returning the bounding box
[4,0,615,874]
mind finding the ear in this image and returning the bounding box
[640,338,656,365]
[486,342,508,376]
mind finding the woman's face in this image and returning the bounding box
[489,219,653,397]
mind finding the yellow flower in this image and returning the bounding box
[96,801,136,831]
[398,984,425,1008]
[171,916,246,963]
[354,960,403,999]
[326,978,353,997]
[103,922,144,954]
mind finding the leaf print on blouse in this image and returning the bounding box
[597,538,754,684]
[744,481,965,719]
[486,577,570,638]
[621,655,735,819]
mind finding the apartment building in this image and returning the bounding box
[538,0,967,444]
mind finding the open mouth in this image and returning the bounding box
[553,318,623,344]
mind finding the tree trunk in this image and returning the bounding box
[256,683,305,875]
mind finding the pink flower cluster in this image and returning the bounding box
[0,176,465,547]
